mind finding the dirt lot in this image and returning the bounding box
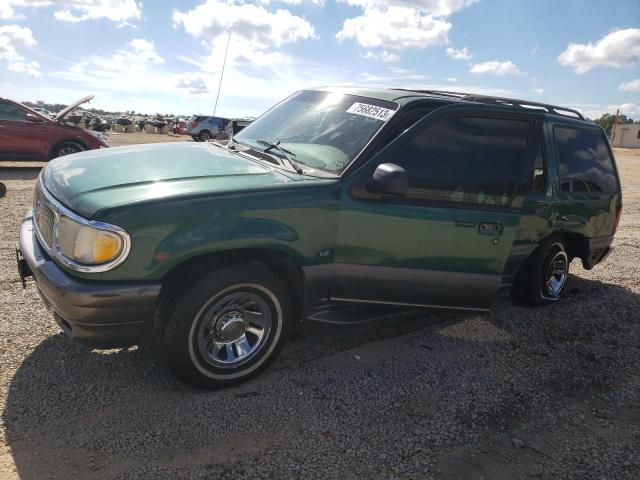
[0,148,639,479]
[106,132,192,147]
[0,132,191,168]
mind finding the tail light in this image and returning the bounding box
[613,203,622,235]
[191,121,197,128]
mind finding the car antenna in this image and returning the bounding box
[213,31,231,118]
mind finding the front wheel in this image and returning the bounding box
[54,141,85,158]
[198,130,211,142]
[157,263,291,389]
[512,239,569,306]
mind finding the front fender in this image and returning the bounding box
[94,184,341,281]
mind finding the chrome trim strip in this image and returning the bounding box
[33,179,131,273]
[330,297,491,313]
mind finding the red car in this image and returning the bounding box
[0,95,108,161]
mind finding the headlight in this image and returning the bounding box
[57,215,126,266]
[89,130,108,143]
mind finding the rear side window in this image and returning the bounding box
[554,127,617,193]
[393,116,531,206]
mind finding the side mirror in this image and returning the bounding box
[25,113,45,123]
[370,163,408,196]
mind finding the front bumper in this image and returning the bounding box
[18,210,161,348]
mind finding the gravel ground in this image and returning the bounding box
[0,150,639,480]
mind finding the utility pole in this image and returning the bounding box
[611,108,620,146]
[213,31,231,118]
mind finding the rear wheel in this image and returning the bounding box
[513,239,569,306]
[157,263,291,389]
[53,141,84,158]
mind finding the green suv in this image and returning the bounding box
[17,88,622,388]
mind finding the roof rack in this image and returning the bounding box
[394,89,584,120]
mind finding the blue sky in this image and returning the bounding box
[1,0,639,119]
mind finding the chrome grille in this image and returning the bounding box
[33,184,55,249]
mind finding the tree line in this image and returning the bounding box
[591,113,640,135]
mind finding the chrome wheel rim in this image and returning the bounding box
[58,146,79,156]
[195,291,272,369]
[542,249,568,299]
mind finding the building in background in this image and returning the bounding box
[611,123,640,148]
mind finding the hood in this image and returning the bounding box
[42,142,306,218]
[54,95,94,121]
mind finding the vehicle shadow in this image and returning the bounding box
[2,275,639,479]
[0,166,43,181]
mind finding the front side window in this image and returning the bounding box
[555,126,617,193]
[0,102,28,121]
[235,90,398,173]
[391,116,531,206]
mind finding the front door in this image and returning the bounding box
[333,107,539,311]
[0,101,48,159]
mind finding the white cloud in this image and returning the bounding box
[0,24,41,77]
[53,38,163,83]
[337,6,451,50]
[531,88,543,95]
[364,50,400,62]
[558,28,640,74]
[127,38,164,64]
[447,76,458,82]
[356,76,517,97]
[8,59,40,76]
[169,0,329,114]
[0,3,19,19]
[176,74,210,95]
[619,78,640,92]
[470,60,522,75]
[336,1,477,51]
[573,102,640,120]
[339,0,477,17]
[380,51,400,62]
[1,1,141,24]
[259,0,325,4]
[530,45,538,56]
[446,46,471,60]
[172,0,316,48]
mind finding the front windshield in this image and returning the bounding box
[234,90,398,173]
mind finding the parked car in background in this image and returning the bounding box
[32,107,53,118]
[226,117,253,138]
[0,95,108,160]
[186,115,229,141]
[173,119,187,135]
[16,88,621,389]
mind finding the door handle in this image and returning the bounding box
[478,222,503,235]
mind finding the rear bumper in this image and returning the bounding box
[18,210,161,348]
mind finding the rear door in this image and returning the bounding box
[333,106,539,311]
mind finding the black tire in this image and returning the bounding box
[198,130,211,142]
[53,141,84,158]
[512,238,570,306]
[0,182,6,197]
[157,263,291,389]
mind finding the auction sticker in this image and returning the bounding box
[346,102,396,121]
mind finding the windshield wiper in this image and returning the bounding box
[255,140,303,174]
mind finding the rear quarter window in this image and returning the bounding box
[554,126,618,193]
